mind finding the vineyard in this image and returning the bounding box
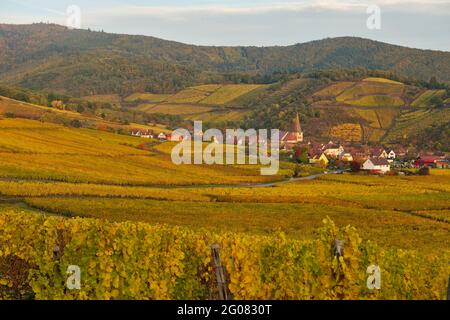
[0,211,447,300]
[383,108,450,144]
[0,91,449,300]
[1,167,448,254]
[411,90,446,108]
[0,118,282,186]
[329,123,362,142]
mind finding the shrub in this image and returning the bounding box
[0,211,447,300]
[418,167,430,176]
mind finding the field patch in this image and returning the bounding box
[145,104,214,115]
[166,85,221,103]
[184,110,249,122]
[313,82,355,98]
[336,80,405,108]
[81,94,122,105]
[200,84,264,105]
[383,108,450,143]
[329,123,362,142]
[411,90,446,108]
[363,77,404,85]
[125,93,172,103]
[341,95,404,107]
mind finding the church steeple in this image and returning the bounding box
[292,112,302,133]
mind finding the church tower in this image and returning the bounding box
[292,112,304,142]
[280,112,304,146]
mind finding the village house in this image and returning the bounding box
[362,157,391,174]
[323,144,345,158]
[309,151,329,167]
[344,146,368,162]
[157,132,167,141]
[369,147,388,159]
[170,131,187,142]
[131,129,154,139]
[415,155,447,168]
[436,159,449,169]
[339,152,354,162]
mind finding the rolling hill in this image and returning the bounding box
[72,77,449,147]
[1,23,450,96]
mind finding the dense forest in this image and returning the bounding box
[1,23,450,96]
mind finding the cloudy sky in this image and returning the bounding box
[2,0,450,51]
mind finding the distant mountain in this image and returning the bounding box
[1,23,450,96]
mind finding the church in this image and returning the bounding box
[280,112,304,148]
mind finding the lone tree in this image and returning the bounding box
[418,167,430,176]
[294,147,309,164]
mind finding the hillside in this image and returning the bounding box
[0,94,163,133]
[1,23,450,96]
[2,74,448,149]
[0,117,284,185]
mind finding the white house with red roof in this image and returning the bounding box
[362,157,391,173]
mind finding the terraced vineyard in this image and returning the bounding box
[383,108,450,144]
[411,90,446,108]
[336,80,404,107]
[329,123,362,142]
[125,93,172,103]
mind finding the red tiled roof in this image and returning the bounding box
[370,157,390,166]
[417,155,444,162]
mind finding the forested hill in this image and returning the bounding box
[1,23,449,96]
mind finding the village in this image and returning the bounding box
[129,113,449,175]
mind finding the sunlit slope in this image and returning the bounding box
[0,95,159,132]
[0,118,282,185]
[2,171,448,254]
[125,84,265,123]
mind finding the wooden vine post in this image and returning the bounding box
[333,239,344,257]
[447,276,450,300]
[211,244,228,300]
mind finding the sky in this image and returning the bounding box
[2,0,450,51]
